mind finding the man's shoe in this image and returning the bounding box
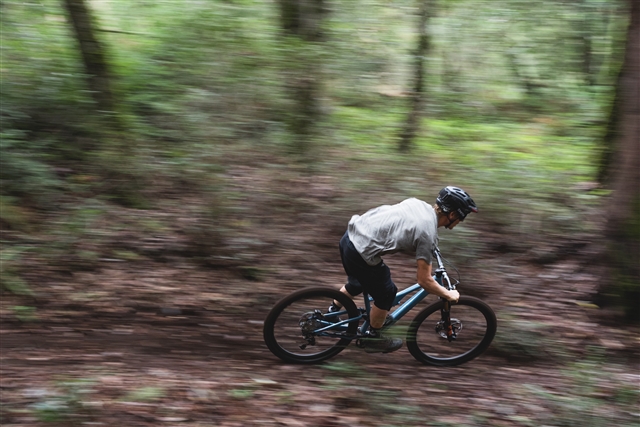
[361,333,403,354]
[326,302,343,323]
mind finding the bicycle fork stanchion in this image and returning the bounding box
[433,247,459,342]
[441,300,455,342]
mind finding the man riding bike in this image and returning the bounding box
[329,186,478,353]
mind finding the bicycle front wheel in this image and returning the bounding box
[406,296,497,367]
[263,287,360,364]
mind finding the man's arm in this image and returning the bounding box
[416,259,460,302]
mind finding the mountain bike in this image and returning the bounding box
[263,247,497,366]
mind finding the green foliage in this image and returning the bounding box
[322,361,364,376]
[227,378,282,400]
[1,0,632,314]
[100,0,284,146]
[28,378,96,423]
[321,362,423,424]
[0,196,32,232]
[0,247,33,296]
[121,386,165,402]
[490,314,571,361]
[0,130,62,209]
[330,107,600,244]
[523,349,640,426]
[12,305,37,322]
[228,387,255,400]
[1,1,88,100]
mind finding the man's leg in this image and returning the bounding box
[369,305,388,329]
[332,284,357,308]
[356,263,402,353]
[332,286,388,328]
[361,302,401,353]
[336,232,363,308]
[337,231,400,351]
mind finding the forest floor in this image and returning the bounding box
[1,159,639,427]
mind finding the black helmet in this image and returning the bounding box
[436,186,478,220]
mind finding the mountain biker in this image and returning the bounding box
[329,186,478,353]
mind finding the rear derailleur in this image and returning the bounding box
[298,310,324,349]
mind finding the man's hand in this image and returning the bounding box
[417,259,460,302]
[446,289,460,303]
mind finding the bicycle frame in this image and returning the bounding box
[316,247,456,339]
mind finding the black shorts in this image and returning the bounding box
[339,231,397,311]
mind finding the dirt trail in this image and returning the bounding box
[2,250,639,427]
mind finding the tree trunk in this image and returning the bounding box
[597,71,621,184]
[399,0,430,152]
[581,32,594,86]
[597,0,639,322]
[278,0,327,154]
[597,3,629,184]
[279,0,326,42]
[63,0,117,119]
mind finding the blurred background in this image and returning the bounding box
[1,0,638,426]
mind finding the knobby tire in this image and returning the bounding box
[406,296,497,366]
[263,287,359,364]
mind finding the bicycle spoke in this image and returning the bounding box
[417,305,486,358]
[407,296,496,366]
[273,297,344,354]
[264,288,360,363]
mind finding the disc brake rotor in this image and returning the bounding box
[435,318,462,339]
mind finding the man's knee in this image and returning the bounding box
[345,281,363,297]
[374,283,397,311]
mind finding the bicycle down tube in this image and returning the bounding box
[318,247,451,339]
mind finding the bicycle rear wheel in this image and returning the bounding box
[263,287,360,364]
[406,296,496,367]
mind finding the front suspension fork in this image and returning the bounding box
[441,300,455,342]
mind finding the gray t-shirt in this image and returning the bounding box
[347,198,438,266]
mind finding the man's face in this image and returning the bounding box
[445,212,462,229]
